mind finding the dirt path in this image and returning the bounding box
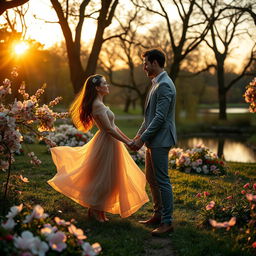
[144,235,176,256]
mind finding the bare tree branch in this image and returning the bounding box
[226,45,256,91]
[0,0,29,16]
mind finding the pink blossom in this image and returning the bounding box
[246,193,256,202]
[226,196,233,200]
[23,205,48,224]
[243,183,250,189]
[210,165,217,171]
[30,237,49,256]
[0,160,9,170]
[20,175,29,183]
[27,152,35,157]
[209,217,236,229]
[203,191,210,197]
[241,190,246,195]
[252,242,256,248]
[41,224,58,237]
[47,231,67,252]
[1,218,16,230]
[54,217,70,226]
[13,231,35,250]
[196,159,202,165]
[253,183,256,190]
[206,201,215,210]
[82,242,102,256]
[196,193,202,198]
[68,224,87,240]
[6,203,23,218]
[49,97,62,107]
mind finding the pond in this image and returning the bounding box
[177,137,256,163]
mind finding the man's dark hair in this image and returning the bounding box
[142,49,166,68]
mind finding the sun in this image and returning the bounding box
[14,42,29,55]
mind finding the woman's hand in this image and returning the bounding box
[126,139,133,146]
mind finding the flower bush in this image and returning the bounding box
[0,204,101,256]
[46,124,93,147]
[244,77,256,113]
[0,71,68,198]
[198,182,256,253]
[169,144,226,175]
[130,146,146,166]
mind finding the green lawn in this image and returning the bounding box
[1,143,255,256]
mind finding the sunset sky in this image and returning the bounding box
[0,0,254,72]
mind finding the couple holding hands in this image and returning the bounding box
[47,48,177,236]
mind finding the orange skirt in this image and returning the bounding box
[48,131,149,218]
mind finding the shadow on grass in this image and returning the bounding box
[172,221,253,256]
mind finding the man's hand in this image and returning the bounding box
[132,137,144,151]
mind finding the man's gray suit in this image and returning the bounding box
[137,71,177,224]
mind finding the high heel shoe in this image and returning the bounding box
[101,211,109,222]
[88,208,106,223]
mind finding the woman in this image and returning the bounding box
[48,74,149,222]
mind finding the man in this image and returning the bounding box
[131,48,177,236]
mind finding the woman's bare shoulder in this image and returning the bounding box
[92,100,106,114]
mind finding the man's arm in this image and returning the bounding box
[135,119,146,138]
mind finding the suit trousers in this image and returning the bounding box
[145,147,173,224]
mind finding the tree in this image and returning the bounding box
[0,0,29,16]
[99,9,151,113]
[225,0,256,25]
[50,0,120,93]
[131,0,216,82]
[199,1,256,120]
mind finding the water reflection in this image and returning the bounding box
[177,137,256,163]
[202,107,249,114]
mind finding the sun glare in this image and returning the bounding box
[14,42,29,55]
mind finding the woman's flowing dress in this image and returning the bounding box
[48,103,149,218]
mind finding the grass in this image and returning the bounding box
[1,142,255,255]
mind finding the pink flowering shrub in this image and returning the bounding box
[169,144,226,175]
[244,78,256,113]
[0,72,68,198]
[0,204,101,256]
[199,182,256,252]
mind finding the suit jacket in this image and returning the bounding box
[138,71,177,148]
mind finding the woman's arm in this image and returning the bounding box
[115,126,130,141]
[93,112,131,144]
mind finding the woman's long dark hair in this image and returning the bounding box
[69,74,103,132]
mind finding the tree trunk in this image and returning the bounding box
[217,138,225,159]
[217,60,227,120]
[169,59,180,83]
[66,45,85,94]
[84,26,105,82]
[124,97,131,113]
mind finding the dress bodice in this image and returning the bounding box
[92,103,116,132]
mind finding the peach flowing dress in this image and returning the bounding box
[48,103,149,218]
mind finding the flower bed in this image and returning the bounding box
[130,146,146,166]
[46,124,93,147]
[0,204,101,256]
[169,144,226,175]
[198,182,256,252]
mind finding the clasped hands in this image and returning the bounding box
[127,135,144,151]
